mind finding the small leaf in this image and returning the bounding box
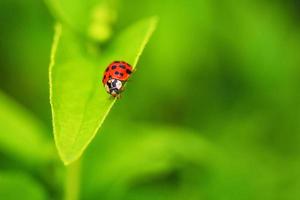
[50,17,158,165]
[0,91,53,166]
[45,0,118,42]
[0,171,47,200]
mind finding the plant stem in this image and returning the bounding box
[65,159,81,200]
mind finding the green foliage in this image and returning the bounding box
[0,172,47,200]
[1,0,300,199]
[0,91,53,166]
[49,18,157,165]
[45,0,118,41]
[82,124,212,199]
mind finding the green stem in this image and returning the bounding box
[65,159,81,200]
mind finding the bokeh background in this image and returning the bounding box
[1,0,300,199]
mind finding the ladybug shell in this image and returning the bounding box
[102,61,133,85]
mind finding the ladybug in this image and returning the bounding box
[102,61,133,97]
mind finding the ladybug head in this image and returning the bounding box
[105,78,123,97]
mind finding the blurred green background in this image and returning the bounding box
[1,0,300,199]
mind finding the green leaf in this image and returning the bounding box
[45,0,118,42]
[50,17,158,165]
[82,124,213,199]
[0,171,47,200]
[0,91,53,166]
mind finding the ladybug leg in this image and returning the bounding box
[128,68,136,82]
[117,94,122,99]
[125,76,134,83]
[109,93,121,99]
[120,86,125,91]
[131,68,137,74]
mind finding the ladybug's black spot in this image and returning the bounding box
[119,65,126,69]
[120,73,124,76]
[126,69,132,74]
[111,65,117,70]
[114,71,120,75]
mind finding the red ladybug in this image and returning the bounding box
[102,61,133,97]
